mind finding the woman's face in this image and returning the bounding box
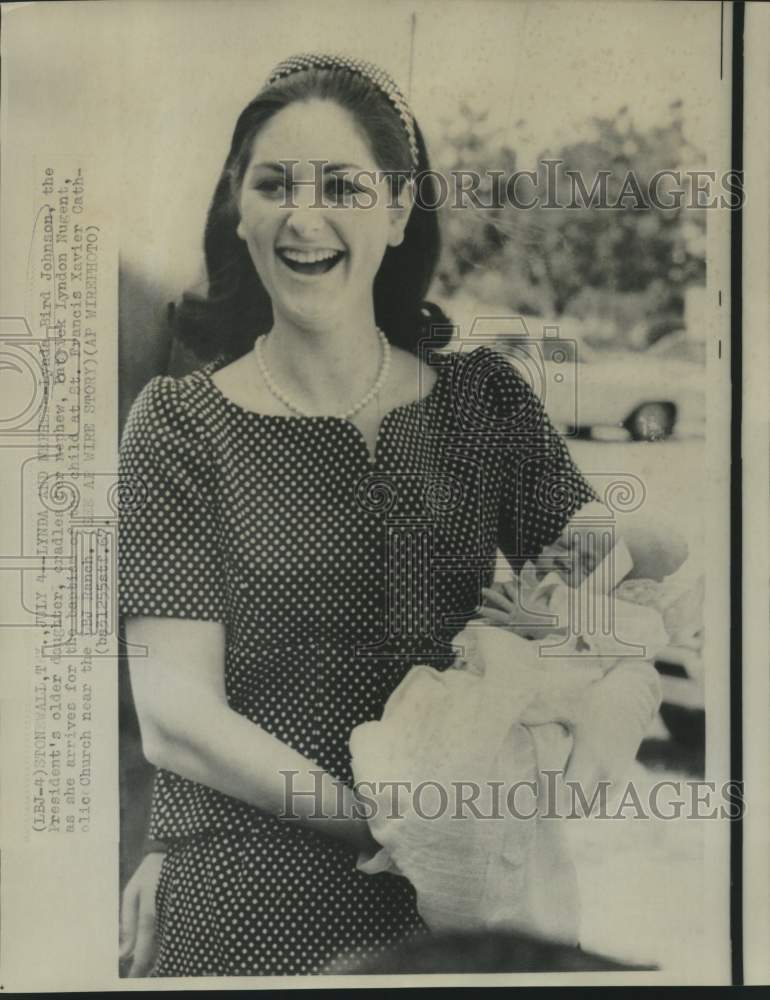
[237,99,411,332]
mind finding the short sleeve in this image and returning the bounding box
[480,348,598,569]
[118,375,227,623]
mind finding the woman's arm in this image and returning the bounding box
[126,615,377,855]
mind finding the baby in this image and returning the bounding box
[350,516,693,945]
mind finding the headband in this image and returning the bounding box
[265,52,420,169]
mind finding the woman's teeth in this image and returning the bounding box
[282,248,339,263]
[277,248,345,274]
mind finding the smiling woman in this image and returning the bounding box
[117,52,639,979]
[235,99,411,345]
[172,56,445,364]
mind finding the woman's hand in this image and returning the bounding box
[119,852,164,977]
[480,578,556,638]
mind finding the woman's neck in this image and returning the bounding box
[262,313,386,414]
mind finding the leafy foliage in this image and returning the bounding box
[431,102,706,347]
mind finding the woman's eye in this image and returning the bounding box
[324,176,358,203]
[253,178,287,197]
[250,175,361,203]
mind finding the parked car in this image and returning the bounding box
[497,337,705,442]
[433,301,706,442]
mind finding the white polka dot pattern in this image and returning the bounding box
[118,345,596,976]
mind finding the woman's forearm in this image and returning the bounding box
[137,674,375,854]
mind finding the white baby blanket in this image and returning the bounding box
[350,541,667,943]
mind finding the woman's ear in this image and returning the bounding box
[236,220,246,240]
[387,179,414,248]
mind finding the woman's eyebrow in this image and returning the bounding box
[249,162,290,174]
[249,161,367,174]
[324,162,366,173]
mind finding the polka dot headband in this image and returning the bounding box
[265,53,420,169]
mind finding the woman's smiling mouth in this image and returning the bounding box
[276,247,346,276]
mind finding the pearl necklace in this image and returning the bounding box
[253,328,391,420]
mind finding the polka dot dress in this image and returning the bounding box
[118,344,596,977]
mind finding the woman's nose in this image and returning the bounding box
[284,207,324,239]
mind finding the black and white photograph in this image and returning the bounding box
[0,0,767,989]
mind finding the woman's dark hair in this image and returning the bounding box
[174,65,451,360]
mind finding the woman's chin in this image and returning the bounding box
[275,303,345,334]
[272,289,371,335]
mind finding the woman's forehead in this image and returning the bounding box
[248,99,376,170]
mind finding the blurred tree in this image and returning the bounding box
[432,101,706,348]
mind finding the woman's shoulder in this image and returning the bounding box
[121,363,221,460]
[448,342,528,384]
[126,362,219,427]
[446,344,545,427]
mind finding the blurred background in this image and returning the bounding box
[112,0,726,975]
[118,0,719,426]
